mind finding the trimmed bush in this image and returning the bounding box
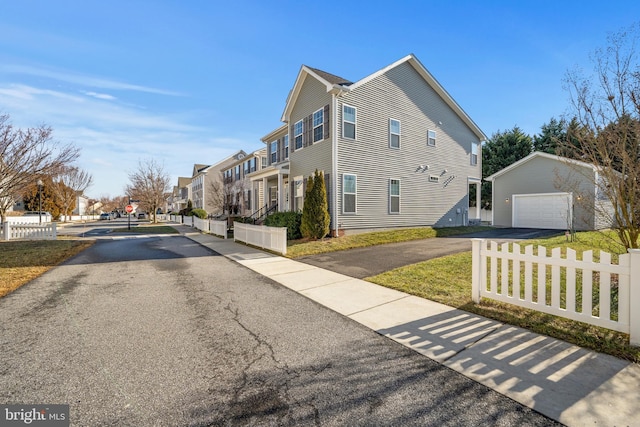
[264,211,303,240]
[301,169,330,240]
[190,208,207,219]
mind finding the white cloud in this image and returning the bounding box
[82,91,117,101]
[0,64,183,96]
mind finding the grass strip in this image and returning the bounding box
[286,225,490,258]
[0,239,94,298]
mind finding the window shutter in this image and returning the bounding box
[304,115,312,147]
[290,124,295,153]
[323,104,330,140]
[277,138,281,163]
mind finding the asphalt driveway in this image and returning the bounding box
[296,228,562,279]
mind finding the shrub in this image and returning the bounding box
[301,170,330,239]
[265,211,303,240]
[190,208,207,219]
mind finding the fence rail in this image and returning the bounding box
[1,222,57,241]
[471,239,640,345]
[169,215,227,238]
[233,222,287,255]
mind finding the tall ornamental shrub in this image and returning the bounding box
[300,169,330,239]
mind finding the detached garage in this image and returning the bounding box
[486,151,606,231]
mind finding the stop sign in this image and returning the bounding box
[125,205,133,213]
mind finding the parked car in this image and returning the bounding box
[99,213,110,220]
[137,212,146,219]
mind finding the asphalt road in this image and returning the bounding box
[297,228,563,279]
[0,235,559,426]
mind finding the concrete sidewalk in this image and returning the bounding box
[178,226,640,427]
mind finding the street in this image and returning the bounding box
[0,235,559,426]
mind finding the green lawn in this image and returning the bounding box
[286,225,490,258]
[366,230,639,363]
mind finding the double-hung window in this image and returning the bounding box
[235,165,241,180]
[389,179,400,214]
[343,174,357,214]
[343,105,356,139]
[294,120,303,149]
[428,130,436,147]
[471,142,479,165]
[389,119,401,149]
[313,109,324,142]
[270,141,277,164]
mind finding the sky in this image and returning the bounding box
[1,1,639,198]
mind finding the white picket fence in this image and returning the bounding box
[1,222,57,241]
[169,214,227,238]
[233,222,287,255]
[471,239,640,345]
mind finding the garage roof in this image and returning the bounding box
[485,151,597,182]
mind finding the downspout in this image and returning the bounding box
[332,92,339,237]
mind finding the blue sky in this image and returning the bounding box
[1,1,638,198]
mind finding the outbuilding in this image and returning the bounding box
[485,151,611,231]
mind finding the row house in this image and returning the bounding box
[168,177,191,213]
[251,54,486,235]
[220,148,267,217]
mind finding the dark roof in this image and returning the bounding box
[306,66,352,86]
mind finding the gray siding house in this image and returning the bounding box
[486,151,611,231]
[253,54,486,235]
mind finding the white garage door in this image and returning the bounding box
[512,193,572,229]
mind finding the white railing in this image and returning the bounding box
[233,222,287,255]
[171,215,227,239]
[471,239,640,345]
[209,219,227,238]
[193,216,209,232]
[1,222,57,241]
[6,215,53,224]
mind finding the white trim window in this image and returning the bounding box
[428,129,436,147]
[343,174,357,214]
[343,105,356,139]
[284,135,289,159]
[294,120,303,149]
[389,119,401,149]
[270,141,277,164]
[389,179,400,214]
[471,142,479,165]
[313,108,324,142]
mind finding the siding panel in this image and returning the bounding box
[336,61,482,230]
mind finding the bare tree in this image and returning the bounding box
[207,172,252,217]
[51,166,93,221]
[125,158,171,223]
[0,114,80,222]
[562,23,640,249]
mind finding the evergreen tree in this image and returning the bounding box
[300,170,330,239]
[482,126,533,208]
[533,117,567,154]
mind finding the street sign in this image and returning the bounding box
[125,205,134,213]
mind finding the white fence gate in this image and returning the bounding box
[233,222,287,255]
[471,239,640,345]
[1,222,57,241]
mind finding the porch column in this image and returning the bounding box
[277,173,283,212]
[476,181,481,220]
[262,177,268,210]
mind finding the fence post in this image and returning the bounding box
[471,238,483,303]
[629,249,640,346]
